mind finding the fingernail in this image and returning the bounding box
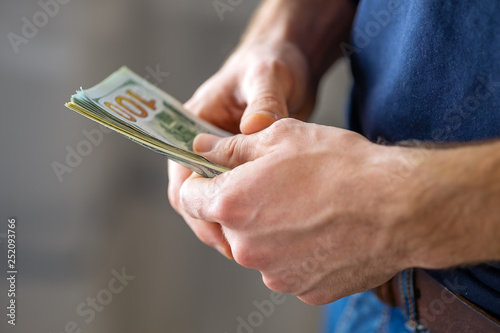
[248,111,280,122]
[215,244,234,260]
[241,112,279,134]
[193,134,221,153]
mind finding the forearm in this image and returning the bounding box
[239,0,356,80]
[400,140,500,268]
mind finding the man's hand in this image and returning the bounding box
[177,119,500,304]
[168,40,312,259]
[178,119,412,304]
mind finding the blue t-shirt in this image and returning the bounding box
[348,0,500,319]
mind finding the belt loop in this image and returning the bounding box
[398,268,429,333]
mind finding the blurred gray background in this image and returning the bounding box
[0,0,351,332]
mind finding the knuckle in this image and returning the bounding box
[263,270,310,295]
[270,117,297,131]
[217,135,249,167]
[270,59,294,92]
[270,58,290,75]
[254,58,291,82]
[262,275,292,294]
[209,191,240,226]
[206,175,251,227]
[337,129,364,146]
[251,58,274,75]
[221,135,241,163]
[255,57,295,96]
[193,226,218,248]
[232,246,265,269]
[297,290,332,306]
[263,118,299,146]
[167,185,180,212]
[178,183,190,210]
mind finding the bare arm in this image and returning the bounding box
[170,0,500,304]
[240,0,356,81]
[403,140,500,268]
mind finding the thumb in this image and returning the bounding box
[193,133,263,169]
[239,68,290,135]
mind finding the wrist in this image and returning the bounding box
[392,142,500,270]
[238,0,356,80]
[360,144,428,273]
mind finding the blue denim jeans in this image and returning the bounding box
[322,270,429,333]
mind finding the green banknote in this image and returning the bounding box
[66,67,231,178]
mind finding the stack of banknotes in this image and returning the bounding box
[66,67,231,178]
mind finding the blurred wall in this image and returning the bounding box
[0,1,351,332]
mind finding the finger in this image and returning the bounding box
[239,63,291,134]
[193,133,265,169]
[179,172,224,223]
[180,170,254,231]
[185,82,241,134]
[167,160,193,212]
[182,213,233,260]
[169,161,233,259]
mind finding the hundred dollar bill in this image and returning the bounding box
[65,67,231,178]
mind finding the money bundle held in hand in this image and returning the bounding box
[66,67,231,178]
